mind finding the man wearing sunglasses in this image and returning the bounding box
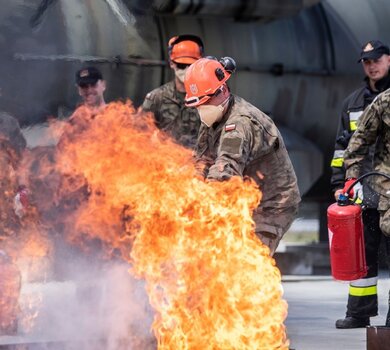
[142,34,204,148]
[184,57,300,255]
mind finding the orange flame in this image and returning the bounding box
[0,257,20,335]
[0,137,52,334]
[25,101,289,349]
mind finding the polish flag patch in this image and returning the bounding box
[225,124,236,132]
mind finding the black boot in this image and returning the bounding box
[335,316,370,329]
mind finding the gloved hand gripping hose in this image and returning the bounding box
[338,171,390,205]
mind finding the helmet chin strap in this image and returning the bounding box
[221,95,230,107]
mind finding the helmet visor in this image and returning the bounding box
[185,94,213,107]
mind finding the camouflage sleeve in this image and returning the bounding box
[141,90,164,126]
[330,98,351,191]
[344,97,382,179]
[194,125,213,178]
[141,91,157,113]
[207,119,253,180]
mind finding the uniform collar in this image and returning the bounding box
[374,70,390,92]
[364,70,390,93]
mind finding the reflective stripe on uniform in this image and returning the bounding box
[349,285,377,297]
[350,277,378,287]
[331,150,345,168]
[331,158,344,167]
[349,277,378,297]
[349,120,357,131]
[349,111,363,131]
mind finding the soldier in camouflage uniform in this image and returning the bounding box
[344,89,390,238]
[184,57,301,255]
[332,40,390,329]
[142,35,204,149]
[344,87,390,327]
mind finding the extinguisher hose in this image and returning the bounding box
[345,171,390,195]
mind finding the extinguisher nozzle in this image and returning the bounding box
[337,193,350,206]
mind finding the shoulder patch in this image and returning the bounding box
[225,124,236,132]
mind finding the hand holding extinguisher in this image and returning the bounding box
[327,172,390,281]
[341,178,363,203]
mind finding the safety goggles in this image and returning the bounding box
[185,86,222,107]
[175,62,191,70]
[185,94,213,107]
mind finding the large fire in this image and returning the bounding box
[0,135,50,335]
[0,252,21,335]
[18,100,288,349]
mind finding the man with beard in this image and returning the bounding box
[142,35,204,148]
[184,57,300,255]
[331,40,390,329]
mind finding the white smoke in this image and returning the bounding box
[18,249,155,350]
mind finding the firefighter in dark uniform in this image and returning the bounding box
[331,40,390,329]
[185,57,301,255]
[142,35,204,149]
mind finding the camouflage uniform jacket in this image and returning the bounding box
[142,80,200,148]
[195,95,301,210]
[331,73,390,207]
[344,88,390,198]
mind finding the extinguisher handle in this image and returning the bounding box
[345,171,390,196]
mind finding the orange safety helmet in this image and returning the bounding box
[184,58,232,107]
[168,34,204,64]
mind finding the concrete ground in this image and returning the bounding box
[1,271,389,349]
[283,273,390,350]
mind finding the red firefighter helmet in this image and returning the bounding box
[184,58,232,107]
[168,34,204,64]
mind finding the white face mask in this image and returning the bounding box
[174,68,187,83]
[197,97,229,127]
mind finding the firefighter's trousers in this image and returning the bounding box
[346,208,390,318]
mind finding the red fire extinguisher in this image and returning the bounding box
[327,197,367,281]
[327,172,390,281]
